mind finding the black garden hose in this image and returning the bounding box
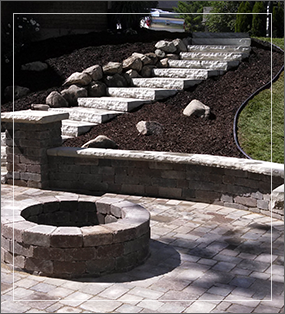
[233,39,284,159]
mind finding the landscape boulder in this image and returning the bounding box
[157,58,169,68]
[166,54,179,60]
[4,85,30,100]
[83,65,103,81]
[88,81,106,97]
[155,49,165,59]
[136,121,163,136]
[183,99,210,119]
[155,40,176,53]
[132,52,152,65]
[81,135,117,149]
[141,65,155,78]
[125,69,141,78]
[61,85,87,106]
[21,61,48,71]
[123,55,143,72]
[104,74,128,87]
[31,104,50,111]
[145,52,158,65]
[63,72,92,87]
[103,62,123,75]
[46,91,68,108]
[172,38,187,53]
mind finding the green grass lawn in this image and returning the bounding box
[237,37,284,164]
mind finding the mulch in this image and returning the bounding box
[1,29,283,158]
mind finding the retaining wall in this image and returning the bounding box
[47,147,284,219]
[1,111,284,220]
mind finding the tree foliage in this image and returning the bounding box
[235,1,252,33]
[251,1,266,37]
[272,2,284,38]
[110,1,158,29]
[173,1,212,32]
[205,1,241,33]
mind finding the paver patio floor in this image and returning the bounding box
[1,185,284,313]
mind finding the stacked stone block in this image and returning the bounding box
[1,111,68,189]
[47,148,284,220]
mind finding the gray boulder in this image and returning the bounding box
[21,61,48,71]
[31,104,50,111]
[155,49,166,59]
[61,85,88,106]
[125,69,141,78]
[183,99,210,118]
[132,52,152,65]
[145,52,158,65]
[81,135,117,149]
[123,56,143,72]
[83,65,103,81]
[155,40,176,53]
[104,74,128,87]
[103,62,123,75]
[136,121,163,136]
[4,85,30,100]
[157,58,169,68]
[172,38,187,53]
[141,65,155,78]
[46,91,68,108]
[88,81,106,97]
[63,72,92,86]
[166,54,180,60]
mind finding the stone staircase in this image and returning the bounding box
[1,33,251,165]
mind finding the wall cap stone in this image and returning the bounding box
[47,147,284,177]
[1,110,69,124]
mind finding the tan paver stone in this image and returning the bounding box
[30,282,58,293]
[26,309,47,313]
[47,286,75,299]
[97,285,130,300]
[184,301,217,313]
[227,304,254,313]
[115,303,143,313]
[130,287,164,300]
[79,299,122,312]
[1,300,31,313]
[137,299,164,311]
[57,306,83,313]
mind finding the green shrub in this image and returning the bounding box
[251,1,266,37]
[273,2,284,38]
[235,1,252,33]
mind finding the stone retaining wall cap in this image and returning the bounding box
[1,110,69,124]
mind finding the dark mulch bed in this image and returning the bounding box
[2,29,284,158]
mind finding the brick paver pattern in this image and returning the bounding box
[1,186,284,313]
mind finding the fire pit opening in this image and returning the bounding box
[21,201,121,227]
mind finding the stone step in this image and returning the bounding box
[106,87,178,100]
[78,97,150,112]
[180,52,243,62]
[61,120,98,137]
[152,68,209,79]
[131,77,202,90]
[187,45,251,56]
[168,59,228,71]
[192,38,251,46]
[49,107,123,124]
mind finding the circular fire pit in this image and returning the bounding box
[1,195,150,278]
